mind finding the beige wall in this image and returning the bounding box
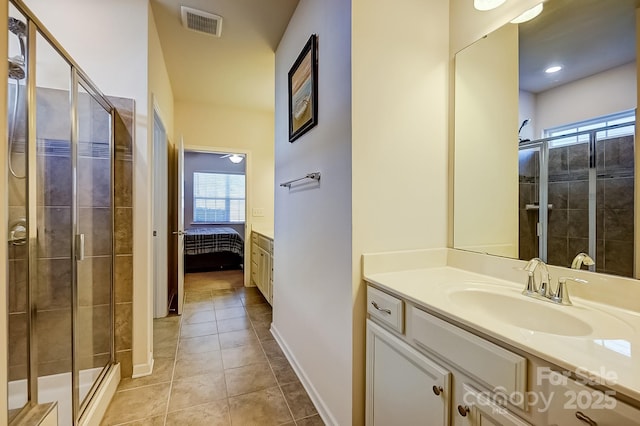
[1,0,9,419]
[453,23,519,257]
[149,8,174,140]
[174,101,275,233]
[534,62,636,135]
[352,0,450,419]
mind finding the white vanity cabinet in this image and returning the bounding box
[366,284,532,426]
[366,319,451,426]
[365,282,640,425]
[251,232,273,305]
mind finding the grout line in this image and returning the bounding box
[161,308,184,425]
[179,271,276,426]
[247,299,298,424]
[184,271,244,426]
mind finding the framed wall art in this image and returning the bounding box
[288,34,318,142]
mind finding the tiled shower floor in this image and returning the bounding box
[101,270,323,425]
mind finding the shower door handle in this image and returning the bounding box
[76,234,85,261]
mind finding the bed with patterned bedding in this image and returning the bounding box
[184,227,244,271]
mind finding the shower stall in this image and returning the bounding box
[7,1,117,424]
[519,119,636,277]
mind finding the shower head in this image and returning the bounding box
[8,58,25,80]
[518,119,531,143]
[8,17,27,59]
[8,17,27,38]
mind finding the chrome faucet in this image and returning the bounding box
[521,257,551,298]
[571,252,595,270]
[550,277,588,305]
[520,258,588,306]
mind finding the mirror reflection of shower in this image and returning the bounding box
[8,15,27,179]
[518,113,636,277]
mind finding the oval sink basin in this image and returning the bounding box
[448,288,594,336]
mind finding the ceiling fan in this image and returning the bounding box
[219,153,244,164]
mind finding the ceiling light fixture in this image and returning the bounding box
[511,3,544,24]
[545,65,562,74]
[229,154,244,164]
[474,0,507,11]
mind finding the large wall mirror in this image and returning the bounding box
[454,0,638,277]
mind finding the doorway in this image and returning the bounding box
[180,150,248,285]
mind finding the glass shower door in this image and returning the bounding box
[546,138,592,268]
[544,123,636,274]
[34,27,74,424]
[74,77,114,415]
[7,4,29,421]
[595,127,635,276]
[518,144,542,260]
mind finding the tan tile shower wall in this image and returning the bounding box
[110,96,135,378]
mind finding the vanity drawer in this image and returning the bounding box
[367,286,404,334]
[258,235,271,251]
[408,306,527,407]
[545,371,640,426]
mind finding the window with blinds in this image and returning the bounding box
[193,172,245,223]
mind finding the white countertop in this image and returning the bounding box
[251,226,274,240]
[365,266,640,402]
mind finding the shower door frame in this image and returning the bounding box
[9,1,117,424]
[518,140,548,261]
[72,74,117,422]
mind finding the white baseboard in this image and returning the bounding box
[270,324,338,426]
[132,356,154,378]
[79,363,120,426]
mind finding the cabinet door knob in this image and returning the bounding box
[432,385,443,396]
[457,405,470,417]
[575,411,597,426]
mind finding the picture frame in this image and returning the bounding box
[288,34,318,142]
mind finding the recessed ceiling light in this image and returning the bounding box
[545,66,563,74]
[511,3,544,24]
[474,0,506,11]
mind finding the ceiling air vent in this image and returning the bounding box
[181,6,223,37]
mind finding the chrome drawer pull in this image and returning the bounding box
[371,301,391,315]
[575,411,597,426]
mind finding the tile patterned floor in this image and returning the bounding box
[101,270,323,426]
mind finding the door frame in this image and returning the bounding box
[151,100,169,318]
[183,144,252,287]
